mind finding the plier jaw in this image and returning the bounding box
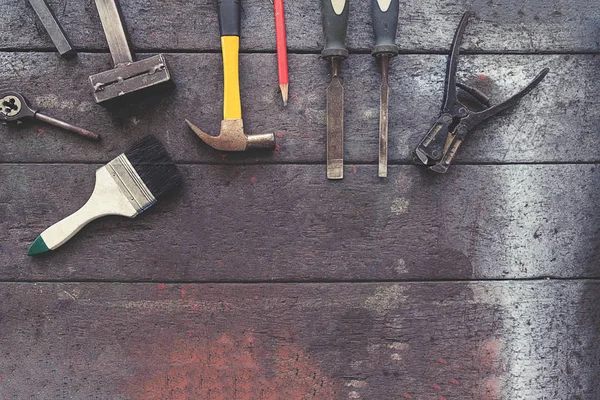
[412,11,550,174]
[413,113,453,165]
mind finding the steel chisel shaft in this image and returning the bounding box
[372,0,399,177]
[321,0,349,180]
[27,0,75,57]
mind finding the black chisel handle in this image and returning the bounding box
[321,0,349,59]
[218,0,241,36]
[371,0,399,57]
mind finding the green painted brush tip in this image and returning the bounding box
[27,235,49,256]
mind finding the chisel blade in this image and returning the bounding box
[326,58,344,180]
[378,54,390,177]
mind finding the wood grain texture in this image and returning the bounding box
[4,0,599,52]
[1,53,598,164]
[1,164,598,281]
[0,281,597,399]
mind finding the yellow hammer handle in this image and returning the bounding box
[221,36,242,120]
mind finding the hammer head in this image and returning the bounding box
[89,54,173,104]
[186,119,276,152]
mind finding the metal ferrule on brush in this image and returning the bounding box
[105,154,157,215]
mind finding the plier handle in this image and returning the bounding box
[413,12,550,173]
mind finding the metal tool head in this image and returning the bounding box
[0,92,36,121]
[186,118,276,151]
[27,0,75,57]
[89,54,173,104]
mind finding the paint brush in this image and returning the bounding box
[28,135,181,255]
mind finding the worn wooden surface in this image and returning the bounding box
[1,52,598,164]
[1,0,599,398]
[1,164,598,281]
[3,0,600,52]
[0,281,598,399]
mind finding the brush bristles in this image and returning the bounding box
[123,135,181,201]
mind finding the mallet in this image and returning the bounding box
[89,0,173,104]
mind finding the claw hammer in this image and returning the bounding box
[186,0,276,151]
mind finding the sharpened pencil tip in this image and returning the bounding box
[28,235,49,256]
[279,84,289,107]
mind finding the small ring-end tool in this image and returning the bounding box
[412,12,549,173]
[186,0,276,151]
[89,0,173,104]
[0,91,100,141]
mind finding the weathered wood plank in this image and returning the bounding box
[3,0,599,52]
[1,164,598,281]
[1,53,598,164]
[0,281,597,399]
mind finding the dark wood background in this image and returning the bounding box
[1,0,598,399]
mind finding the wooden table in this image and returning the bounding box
[1,0,598,398]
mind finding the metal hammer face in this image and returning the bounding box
[186,119,275,151]
[89,0,173,104]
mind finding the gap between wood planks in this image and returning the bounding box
[1,48,600,56]
[0,277,598,284]
[0,162,598,167]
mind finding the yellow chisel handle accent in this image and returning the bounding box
[221,36,242,120]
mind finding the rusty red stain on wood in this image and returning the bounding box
[437,358,448,364]
[403,393,413,399]
[478,74,487,80]
[273,144,281,153]
[481,377,501,400]
[131,331,337,399]
[250,176,256,183]
[450,378,459,385]
[192,304,199,311]
[479,339,501,370]
[432,383,441,389]
[180,288,186,298]
[474,339,503,400]
[157,284,166,290]
[276,132,285,138]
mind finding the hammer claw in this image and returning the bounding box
[186,118,275,152]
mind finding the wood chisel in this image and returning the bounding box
[321,0,349,180]
[372,0,399,177]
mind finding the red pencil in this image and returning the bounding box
[274,0,289,106]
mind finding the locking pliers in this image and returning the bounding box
[413,12,549,173]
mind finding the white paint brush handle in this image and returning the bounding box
[39,167,138,251]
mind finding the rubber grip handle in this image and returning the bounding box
[371,0,399,57]
[321,0,349,59]
[218,0,241,36]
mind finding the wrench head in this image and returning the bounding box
[0,92,36,121]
